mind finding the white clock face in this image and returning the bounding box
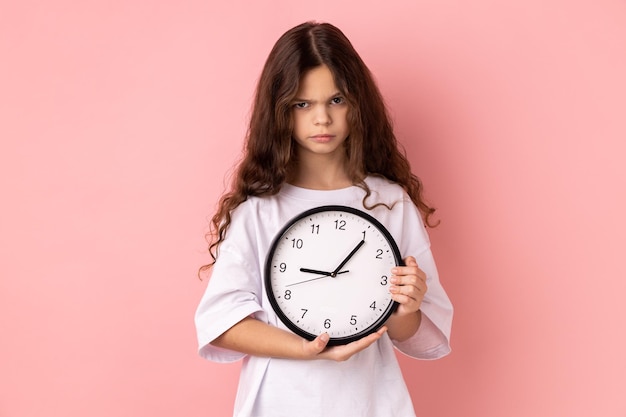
[265,205,401,345]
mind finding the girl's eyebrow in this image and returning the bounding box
[292,92,343,103]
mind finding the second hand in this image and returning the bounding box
[286,270,349,287]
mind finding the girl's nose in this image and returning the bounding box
[314,107,332,125]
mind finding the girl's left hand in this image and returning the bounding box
[389,256,427,316]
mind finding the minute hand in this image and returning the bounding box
[331,239,365,277]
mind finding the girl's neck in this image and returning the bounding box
[287,156,353,190]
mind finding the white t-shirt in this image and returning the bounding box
[195,176,453,417]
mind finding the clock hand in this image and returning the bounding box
[288,270,349,287]
[331,239,365,277]
[299,268,333,276]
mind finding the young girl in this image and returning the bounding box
[195,21,453,417]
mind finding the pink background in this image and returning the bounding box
[2,1,625,416]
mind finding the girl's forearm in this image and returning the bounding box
[386,310,422,342]
[211,316,308,359]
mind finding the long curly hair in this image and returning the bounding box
[199,21,436,277]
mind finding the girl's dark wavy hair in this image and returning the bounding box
[199,21,437,277]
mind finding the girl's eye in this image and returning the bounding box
[331,97,345,105]
[294,102,309,109]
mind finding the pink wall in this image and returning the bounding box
[1,1,625,416]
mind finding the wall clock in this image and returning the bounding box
[264,205,402,346]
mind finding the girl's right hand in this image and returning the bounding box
[212,317,386,361]
[302,326,388,362]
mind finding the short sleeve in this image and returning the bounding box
[390,199,453,359]
[194,243,264,362]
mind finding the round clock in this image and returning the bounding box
[264,205,402,346]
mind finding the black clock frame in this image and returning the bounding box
[264,205,403,346]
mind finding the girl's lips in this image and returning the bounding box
[310,134,335,143]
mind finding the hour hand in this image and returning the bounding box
[299,268,332,276]
[288,268,348,287]
[299,268,349,276]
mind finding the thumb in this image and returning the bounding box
[302,332,330,357]
[313,332,330,352]
[404,256,418,266]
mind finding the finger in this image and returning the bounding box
[390,283,421,301]
[316,332,330,350]
[356,326,386,343]
[391,277,427,304]
[391,269,426,287]
[391,278,427,295]
[403,256,418,267]
[343,326,386,350]
[391,288,422,304]
[321,327,387,362]
[343,327,387,352]
[391,287,425,313]
[392,259,422,275]
[304,332,330,356]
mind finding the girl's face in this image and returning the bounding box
[291,65,350,161]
